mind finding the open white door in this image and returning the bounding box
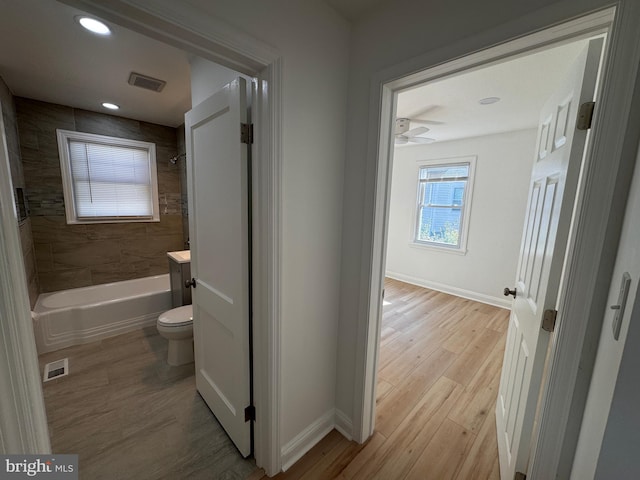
[496,38,603,479]
[186,77,252,457]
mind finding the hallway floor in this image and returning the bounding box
[254,278,509,480]
[38,326,258,480]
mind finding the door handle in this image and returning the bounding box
[185,278,196,289]
[504,287,516,298]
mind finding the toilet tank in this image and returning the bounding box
[167,251,191,307]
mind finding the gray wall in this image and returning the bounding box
[595,287,640,478]
[0,77,39,307]
[15,98,184,292]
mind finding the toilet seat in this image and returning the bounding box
[158,305,193,328]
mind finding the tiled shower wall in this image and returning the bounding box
[0,78,39,307]
[16,98,184,293]
[177,124,189,246]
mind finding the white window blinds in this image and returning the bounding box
[57,130,158,223]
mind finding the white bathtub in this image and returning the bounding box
[33,274,171,353]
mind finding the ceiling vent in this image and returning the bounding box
[128,72,166,92]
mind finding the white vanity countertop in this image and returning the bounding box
[167,250,191,264]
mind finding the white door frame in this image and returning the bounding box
[354,2,640,478]
[0,105,51,455]
[2,0,284,475]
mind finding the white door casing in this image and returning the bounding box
[0,104,51,455]
[495,38,604,479]
[186,77,252,457]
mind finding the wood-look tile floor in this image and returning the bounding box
[254,278,509,480]
[38,326,258,480]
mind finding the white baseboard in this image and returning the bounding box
[385,271,511,309]
[280,409,354,471]
[281,409,335,471]
[334,408,353,440]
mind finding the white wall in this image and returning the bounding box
[386,129,536,307]
[181,0,350,456]
[189,56,252,105]
[570,147,640,479]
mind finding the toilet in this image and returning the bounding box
[157,305,194,366]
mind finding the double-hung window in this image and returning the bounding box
[57,129,159,224]
[414,158,475,251]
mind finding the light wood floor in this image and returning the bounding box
[254,278,509,480]
[38,326,258,480]
[37,278,508,479]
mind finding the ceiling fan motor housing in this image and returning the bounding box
[396,117,411,134]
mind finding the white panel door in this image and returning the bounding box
[496,38,603,479]
[186,77,251,457]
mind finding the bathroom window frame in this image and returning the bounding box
[56,129,160,224]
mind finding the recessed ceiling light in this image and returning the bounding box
[479,97,501,105]
[76,16,111,36]
[101,102,119,110]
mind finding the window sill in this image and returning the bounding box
[409,241,467,256]
[66,217,160,225]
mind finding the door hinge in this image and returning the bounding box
[514,472,526,480]
[241,123,254,144]
[244,405,256,422]
[576,101,595,130]
[542,309,557,332]
[382,288,385,299]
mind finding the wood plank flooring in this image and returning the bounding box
[38,326,258,480]
[37,278,508,479]
[258,278,509,480]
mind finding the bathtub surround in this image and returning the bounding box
[0,76,39,306]
[15,97,184,292]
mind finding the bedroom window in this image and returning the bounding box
[57,129,159,224]
[414,158,475,251]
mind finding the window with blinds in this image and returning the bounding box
[57,130,159,224]
[414,158,475,251]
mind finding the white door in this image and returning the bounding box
[496,38,603,479]
[186,77,252,457]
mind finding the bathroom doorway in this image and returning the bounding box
[0,2,277,470]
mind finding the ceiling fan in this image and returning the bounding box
[394,105,442,145]
[395,118,436,145]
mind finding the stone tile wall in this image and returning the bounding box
[16,98,184,292]
[0,78,39,306]
[177,124,189,247]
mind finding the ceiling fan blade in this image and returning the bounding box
[409,137,436,144]
[405,126,429,137]
[409,118,445,126]
[395,135,409,145]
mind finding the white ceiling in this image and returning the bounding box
[0,0,587,135]
[396,40,588,145]
[0,0,192,127]
[0,0,385,128]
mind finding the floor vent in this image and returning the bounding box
[43,358,69,382]
[128,72,166,92]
